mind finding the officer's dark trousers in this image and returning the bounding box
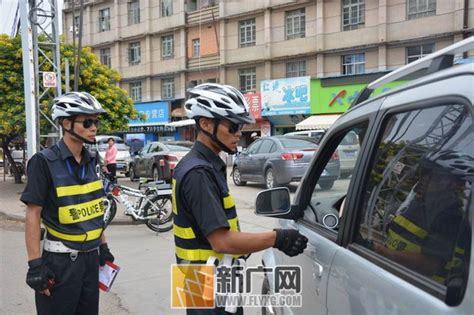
[36,250,100,315]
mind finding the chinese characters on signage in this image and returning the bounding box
[244,93,261,120]
[128,101,169,126]
[261,76,311,116]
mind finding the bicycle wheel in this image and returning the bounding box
[103,197,117,229]
[144,195,173,232]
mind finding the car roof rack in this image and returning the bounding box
[350,36,474,108]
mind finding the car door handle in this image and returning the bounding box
[313,261,323,278]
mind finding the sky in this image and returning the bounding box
[0,0,63,36]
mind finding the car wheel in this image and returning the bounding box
[340,171,352,179]
[232,167,247,186]
[319,180,334,190]
[261,276,283,315]
[152,166,160,181]
[129,166,137,182]
[265,168,278,189]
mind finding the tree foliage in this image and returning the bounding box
[0,34,140,137]
[0,34,142,182]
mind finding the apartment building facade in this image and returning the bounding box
[63,0,473,141]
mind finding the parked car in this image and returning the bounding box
[255,38,474,314]
[285,129,360,178]
[232,135,340,189]
[86,135,132,176]
[129,141,191,182]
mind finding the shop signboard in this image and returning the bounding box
[129,101,169,126]
[310,80,407,114]
[244,92,261,119]
[261,76,310,116]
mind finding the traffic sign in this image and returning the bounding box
[43,72,57,88]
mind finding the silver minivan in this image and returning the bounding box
[256,37,474,314]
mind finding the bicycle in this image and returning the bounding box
[101,172,173,232]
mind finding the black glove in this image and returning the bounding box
[99,243,115,266]
[26,258,56,291]
[273,229,308,257]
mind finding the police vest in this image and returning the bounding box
[172,157,242,264]
[385,210,465,285]
[39,145,105,251]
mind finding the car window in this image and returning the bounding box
[151,144,164,153]
[257,140,274,154]
[303,124,368,231]
[279,138,318,150]
[310,131,324,142]
[355,104,472,304]
[247,141,262,154]
[141,144,151,154]
[165,145,191,152]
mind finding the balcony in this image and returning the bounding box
[63,0,110,11]
[186,5,219,25]
[187,54,220,71]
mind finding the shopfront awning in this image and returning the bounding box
[167,119,196,127]
[295,114,340,130]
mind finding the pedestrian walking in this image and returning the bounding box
[172,83,308,315]
[21,92,115,315]
[104,137,118,183]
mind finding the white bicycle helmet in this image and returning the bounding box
[52,92,106,120]
[184,83,255,124]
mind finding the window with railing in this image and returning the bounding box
[286,61,306,78]
[99,8,110,32]
[161,0,173,17]
[342,53,365,75]
[100,47,111,67]
[162,78,175,99]
[192,39,200,57]
[239,18,256,47]
[128,42,141,65]
[128,0,140,25]
[286,8,305,39]
[408,0,436,20]
[161,35,174,59]
[239,68,256,93]
[342,0,365,31]
[129,81,142,102]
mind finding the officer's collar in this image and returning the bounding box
[57,139,92,163]
[194,141,226,172]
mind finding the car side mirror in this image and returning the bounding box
[255,187,291,216]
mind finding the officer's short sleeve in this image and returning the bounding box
[20,154,50,206]
[181,168,230,237]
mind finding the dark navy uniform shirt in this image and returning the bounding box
[21,139,95,230]
[178,141,230,237]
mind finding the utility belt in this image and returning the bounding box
[43,235,98,261]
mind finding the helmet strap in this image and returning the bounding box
[196,119,236,154]
[62,119,96,144]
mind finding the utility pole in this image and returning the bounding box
[20,0,62,157]
[19,0,37,159]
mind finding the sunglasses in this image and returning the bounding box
[74,118,101,129]
[221,120,244,134]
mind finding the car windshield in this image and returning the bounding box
[279,138,318,150]
[340,131,359,145]
[165,145,191,152]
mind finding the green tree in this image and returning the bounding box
[0,34,141,183]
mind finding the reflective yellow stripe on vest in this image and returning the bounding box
[223,195,235,209]
[172,179,178,215]
[173,217,240,240]
[56,180,103,197]
[393,215,428,238]
[58,197,105,224]
[46,226,103,242]
[175,246,241,262]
